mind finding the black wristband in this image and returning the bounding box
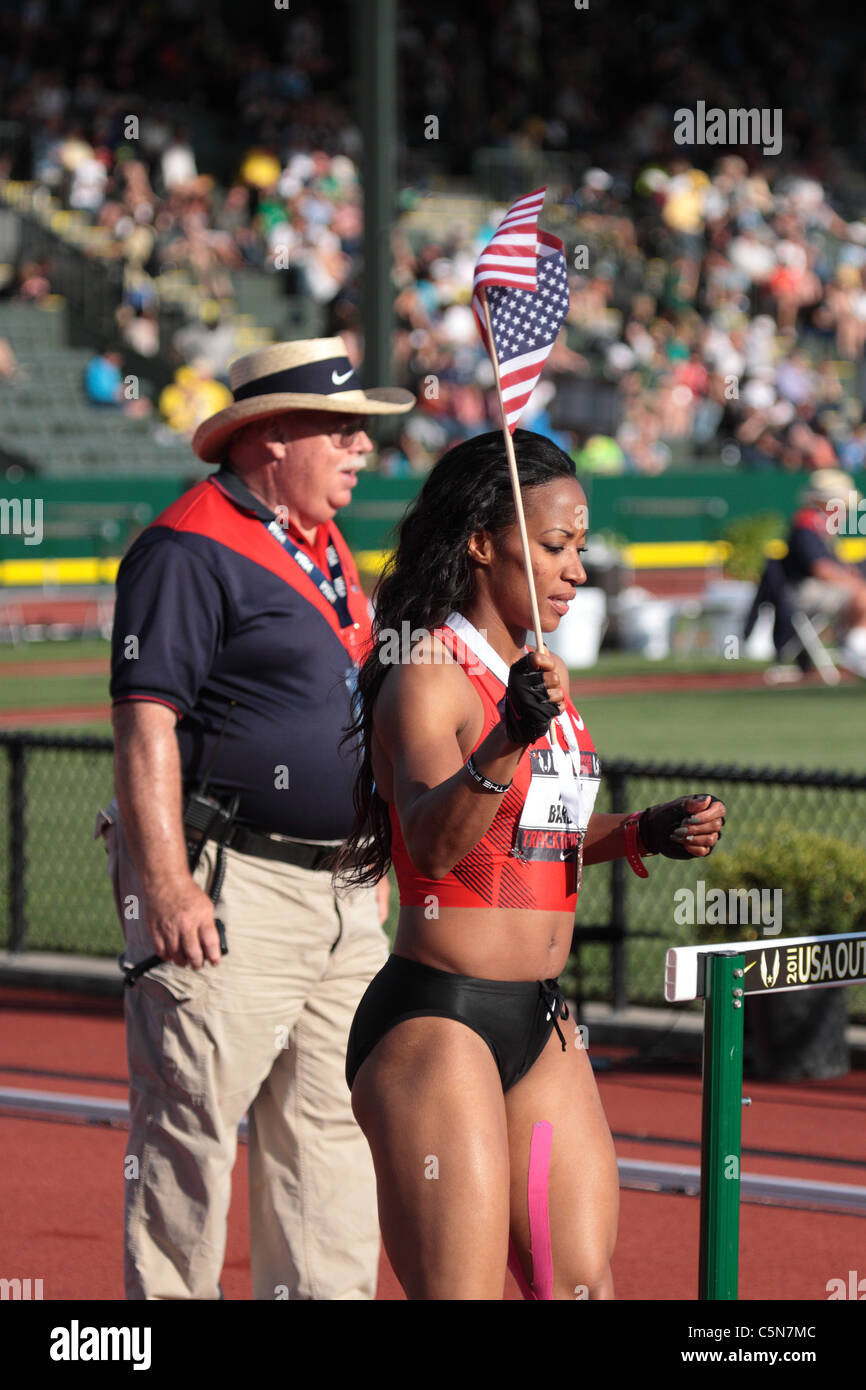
[465,754,512,794]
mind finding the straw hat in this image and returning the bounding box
[799,468,859,504]
[192,338,415,462]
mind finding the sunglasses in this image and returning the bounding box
[326,417,374,447]
[267,414,375,448]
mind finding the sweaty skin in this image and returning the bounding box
[371,477,725,981]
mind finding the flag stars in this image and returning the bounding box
[479,266,566,363]
[473,201,569,411]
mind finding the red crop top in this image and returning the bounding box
[388,620,601,912]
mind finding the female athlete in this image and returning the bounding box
[336,429,725,1300]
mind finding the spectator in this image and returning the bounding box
[7,2,866,474]
[161,124,198,192]
[158,360,233,436]
[15,261,52,303]
[0,338,19,381]
[84,348,125,407]
[68,144,108,214]
[85,347,152,417]
[117,305,160,359]
[172,301,237,381]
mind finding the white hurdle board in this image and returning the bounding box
[665,932,866,1003]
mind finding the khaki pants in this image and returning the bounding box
[796,578,850,620]
[97,804,387,1300]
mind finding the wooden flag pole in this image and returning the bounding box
[481,288,546,652]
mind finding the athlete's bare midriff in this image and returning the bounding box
[392,904,576,981]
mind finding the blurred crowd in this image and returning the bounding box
[2,0,866,467]
[373,152,866,478]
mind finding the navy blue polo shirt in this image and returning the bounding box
[110,467,372,839]
[781,506,835,585]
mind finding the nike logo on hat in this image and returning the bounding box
[331,368,354,386]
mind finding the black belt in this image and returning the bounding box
[181,790,370,872]
[223,823,343,871]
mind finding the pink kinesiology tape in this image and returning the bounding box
[507,1120,554,1300]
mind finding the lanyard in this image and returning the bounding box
[444,611,586,831]
[264,518,365,674]
[265,518,353,628]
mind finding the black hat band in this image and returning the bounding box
[232,357,362,403]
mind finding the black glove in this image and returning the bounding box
[498,654,560,744]
[639,793,723,861]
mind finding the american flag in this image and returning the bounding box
[472,187,570,432]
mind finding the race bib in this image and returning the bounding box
[514,745,601,862]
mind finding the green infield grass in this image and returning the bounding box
[0,638,110,718]
[0,638,111,664]
[2,638,862,766]
[577,682,866,772]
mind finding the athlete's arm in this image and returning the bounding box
[583,797,726,865]
[581,814,632,865]
[376,636,564,880]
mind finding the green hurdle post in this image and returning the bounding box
[698,950,745,1300]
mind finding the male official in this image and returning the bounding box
[97,338,414,1299]
[782,468,866,676]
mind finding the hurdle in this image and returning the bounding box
[665,931,866,1300]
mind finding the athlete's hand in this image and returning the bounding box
[145,876,222,969]
[639,794,726,860]
[499,649,565,744]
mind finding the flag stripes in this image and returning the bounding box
[472,194,569,432]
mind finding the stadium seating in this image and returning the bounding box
[0,302,199,477]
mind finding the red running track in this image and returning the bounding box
[1,987,864,1301]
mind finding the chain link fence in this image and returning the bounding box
[2,733,865,1018]
[0,733,117,955]
[568,760,866,1019]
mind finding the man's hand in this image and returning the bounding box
[145,877,223,969]
[113,701,223,971]
[376,874,391,926]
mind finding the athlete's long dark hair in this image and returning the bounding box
[334,428,577,890]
